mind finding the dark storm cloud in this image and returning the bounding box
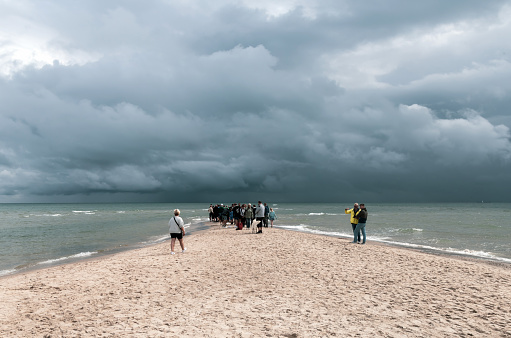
[1,0,511,202]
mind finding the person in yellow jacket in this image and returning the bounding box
[345,203,361,243]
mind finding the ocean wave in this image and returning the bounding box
[399,228,424,233]
[278,224,311,231]
[0,268,17,277]
[375,239,511,263]
[387,228,423,234]
[276,224,352,238]
[73,210,96,215]
[308,213,325,216]
[276,225,511,263]
[154,235,170,242]
[141,235,170,245]
[30,213,63,217]
[37,251,97,265]
[190,217,209,224]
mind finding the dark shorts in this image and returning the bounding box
[170,232,183,239]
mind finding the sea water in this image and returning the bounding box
[274,203,510,263]
[0,203,208,277]
[0,202,509,277]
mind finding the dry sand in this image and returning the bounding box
[1,224,510,337]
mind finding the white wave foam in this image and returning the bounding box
[37,251,97,265]
[276,224,352,239]
[308,213,325,216]
[31,213,63,217]
[141,235,170,245]
[191,217,210,224]
[373,239,511,263]
[0,269,17,277]
[73,210,96,215]
[278,224,310,231]
[276,225,511,263]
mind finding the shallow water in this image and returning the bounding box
[0,202,509,276]
[273,203,511,263]
[0,203,207,276]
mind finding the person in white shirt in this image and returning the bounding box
[168,209,186,255]
[255,201,265,234]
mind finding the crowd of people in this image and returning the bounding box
[207,202,277,233]
[206,202,367,242]
[169,202,368,255]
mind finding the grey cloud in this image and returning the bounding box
[392,60,511,118]
[1,0,511,203]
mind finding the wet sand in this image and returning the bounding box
[1,225,510,337]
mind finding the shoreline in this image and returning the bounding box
[277,224,511,267]
[2,220,508,280]
[1,225,510,337]
[193,222,511,268]
[0,220,212,280]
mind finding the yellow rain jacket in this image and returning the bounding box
[345,208,360,224]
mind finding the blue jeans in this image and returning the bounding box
[245,218,252,228]
[351,223,360,242]
[353,223,366,244]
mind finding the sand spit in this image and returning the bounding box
[1,225,510,337]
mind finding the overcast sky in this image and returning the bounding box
[1,0,511,203]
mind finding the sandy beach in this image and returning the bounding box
[1,225,510,337]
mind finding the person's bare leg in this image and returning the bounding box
[171,237,176,253]
[178,238,185,251]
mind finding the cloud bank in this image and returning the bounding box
[1,0,511,203]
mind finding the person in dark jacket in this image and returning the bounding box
[353,203,368,244]
[263,203,270,227]
[244,204,254,229]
